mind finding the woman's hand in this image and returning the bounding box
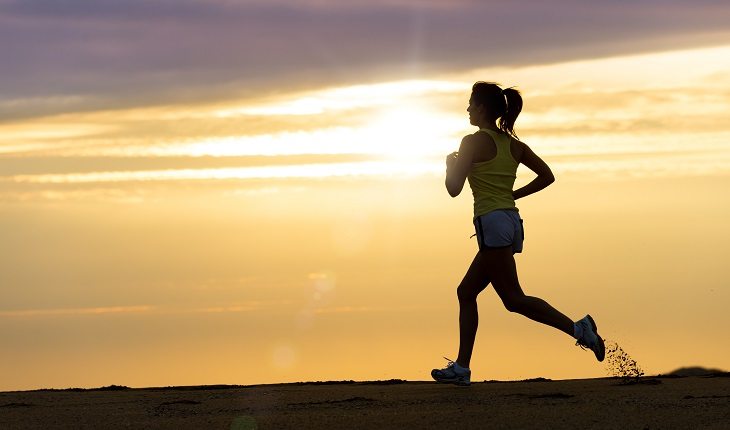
[446,151,458,169]
[445,137,475,197]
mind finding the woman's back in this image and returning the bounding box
[469,129,524,164]
[467,129,522,218]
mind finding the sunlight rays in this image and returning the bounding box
[213,79,463,117]
[1,45,729,188]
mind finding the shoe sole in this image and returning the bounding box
[433,378,471,387]
[586,314,605,362]
[431,371,471,386]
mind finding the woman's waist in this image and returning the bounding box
[471,189,515,203]
[473,199,518,218]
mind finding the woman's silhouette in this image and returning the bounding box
[431,82,605,386]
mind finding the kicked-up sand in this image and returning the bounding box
[1,375,728,429]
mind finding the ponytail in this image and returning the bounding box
[498,87,522,138]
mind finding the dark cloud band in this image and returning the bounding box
[1,0,729,119]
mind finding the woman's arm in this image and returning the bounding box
[513,142,555,200]
[445,136,475,197]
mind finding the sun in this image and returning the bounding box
[361,105,456,161]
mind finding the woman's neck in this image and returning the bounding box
[477,121,499,131]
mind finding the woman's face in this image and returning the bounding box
[467,96,484,126]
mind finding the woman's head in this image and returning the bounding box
[468,81,523,138]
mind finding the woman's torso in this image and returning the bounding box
[467,129,523,218]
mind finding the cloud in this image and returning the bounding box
[1,0,729,119]
[0,154,379,176]
[0,305,155,317]
[2,45,730,195]
[0,300,295,317]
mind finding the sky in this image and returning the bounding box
[1,0,729,391]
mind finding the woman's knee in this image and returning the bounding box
[502,294,527,313]
[456,283,479,303]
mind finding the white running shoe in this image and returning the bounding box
[431,357,471,386]
[575,314,605,362]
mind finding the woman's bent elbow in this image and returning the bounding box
[543,173,555,185]
[445,181,462,197]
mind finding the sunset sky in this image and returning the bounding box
[1,0,729,392]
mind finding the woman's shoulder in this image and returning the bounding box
[509,137,527,163]
[463,130,494,144]
[460,131,491,150]
[461,131,495,163]
[473,130,527,163]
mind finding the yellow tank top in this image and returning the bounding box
[467,129,519,218]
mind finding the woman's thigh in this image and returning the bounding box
[457,252,492,299]
[480,246,526,302]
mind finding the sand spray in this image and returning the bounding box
[603,339,644,383]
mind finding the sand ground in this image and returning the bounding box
[1,376,728,429]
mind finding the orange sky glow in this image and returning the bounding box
[1,31,729,391]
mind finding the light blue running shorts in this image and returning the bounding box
[473,209,524,254]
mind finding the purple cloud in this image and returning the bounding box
[1,0,728,119]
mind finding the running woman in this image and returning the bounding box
[431,82,605,387]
